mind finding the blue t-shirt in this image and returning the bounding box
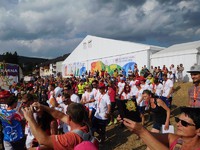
[0,108,24,142]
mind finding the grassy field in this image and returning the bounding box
[100,82,193,150]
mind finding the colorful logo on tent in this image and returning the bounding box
[90,61,136,76]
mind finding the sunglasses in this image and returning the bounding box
[22,101,29,105]
[175,117,195,127]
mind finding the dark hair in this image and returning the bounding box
[67,103,88,125]
[37,101,54,131]
[63,93,70,99]
[163,74,167,78]
[154,78,159,84]
[92,80,98,85]
[142,90,159,98]
[123,84,131,93]
[142,90,153,96]
[180,107,200,129]
[22,93,34,101]
[64,84,72,91]
[7,96,18,107]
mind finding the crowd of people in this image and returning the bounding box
[0,62,199,150]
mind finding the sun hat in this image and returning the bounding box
[187,65,200,73]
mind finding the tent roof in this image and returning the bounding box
[63,35,164,64]
[152,40,200,58]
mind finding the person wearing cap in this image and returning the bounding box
[140,76,151,91]
[92,82,111,143]
[187,64,200,107]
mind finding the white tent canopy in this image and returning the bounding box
[151,40,200,82]
[62,35,164,77]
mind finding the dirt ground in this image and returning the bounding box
[99,82,192,150]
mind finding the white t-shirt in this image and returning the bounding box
[70,94,80,103]
[58,103,70,133]
[171,68,176,74]
[94,93,111,120]
[82,91,93,108]
[141,83,151,91]
[121,92,132,100]
[91,88,98,98]
[155,83,163,96]
[25,113,38,149]
[56,96,63,104]
[167,74,173,80]
[118,82,125,94]
[130,80,138,96]
[59,103,68,115]
[89,88,98,109]
[162,79,173,97]
[136,88,145,107]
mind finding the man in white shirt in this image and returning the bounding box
[140,76,151,91]
[161,74,174,108]
[92,82,111,143]
[167,71,173,80]
[153,78,163,97]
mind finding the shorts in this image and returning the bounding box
[138,106,146,114]
[161,96,172,108]
[152,122,162,131]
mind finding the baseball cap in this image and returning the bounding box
[0,90,11,99]
[187,65,200,73]
[135,81,141,86]
[98,82,106,88]
[139,76,146,82]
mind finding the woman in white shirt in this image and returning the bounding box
[81,85,94,121]
[120,84,132,100]
[135,81,145,125]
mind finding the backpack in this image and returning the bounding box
[72,129,99,150]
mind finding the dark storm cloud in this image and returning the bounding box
[0,0,200,58]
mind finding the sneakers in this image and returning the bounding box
[108,121,113,126]
[108,118,117,126]
[114,118,117,124]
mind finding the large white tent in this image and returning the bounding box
[62,35,164,77]
[151,40,200,82]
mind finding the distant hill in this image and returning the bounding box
[0,55,48,66]
[18,56,49,66]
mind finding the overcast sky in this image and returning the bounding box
[0,0,200,59]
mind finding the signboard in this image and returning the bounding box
[0,63,19,76]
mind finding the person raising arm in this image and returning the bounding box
[22,102,90,150]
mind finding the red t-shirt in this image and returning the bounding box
[108,87,116,103]
[51,126,88,150]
